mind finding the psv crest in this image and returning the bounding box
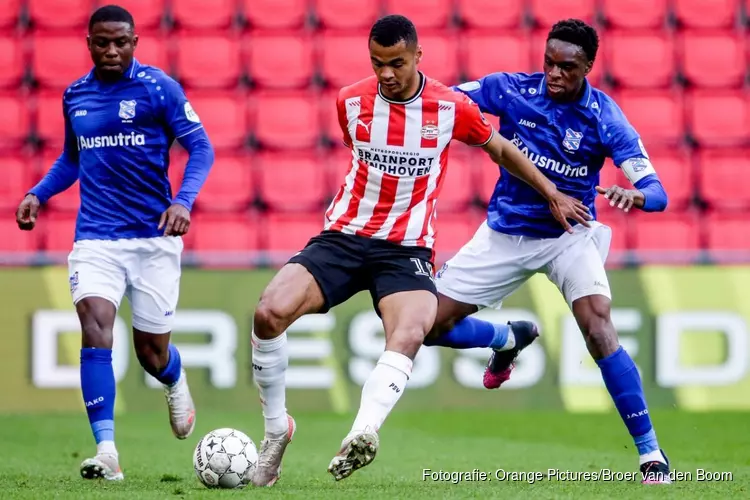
[118,99,137,121]
[562,128,583,152]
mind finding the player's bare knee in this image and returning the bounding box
[577,297,618,358]
[253,299,292,339]
[387,325,427,359]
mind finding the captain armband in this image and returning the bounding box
[620,157,656,184]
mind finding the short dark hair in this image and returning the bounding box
[88,5,135,32]
[369,15,418,49]
[547,19,598,62]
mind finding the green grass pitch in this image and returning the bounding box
[0,410,747,499]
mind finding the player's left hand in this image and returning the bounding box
[596,185,643,213]
[158,203,191,236]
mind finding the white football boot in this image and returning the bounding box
[327,429,380,481]
[251,415,296,487]
[164,368,196,439]
[80,453,124,481]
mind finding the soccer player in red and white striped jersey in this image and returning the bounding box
[249,15,590,486]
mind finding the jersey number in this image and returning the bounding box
[411,258,433,277]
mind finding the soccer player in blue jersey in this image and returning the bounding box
[423,19,671,483]
[15,5,214,481]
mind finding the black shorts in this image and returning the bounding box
[288,231,437,315]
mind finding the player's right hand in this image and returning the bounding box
[16,194,40,231]
[548,191,592,234]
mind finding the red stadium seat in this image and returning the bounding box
[34,90,66,150]
[194,153,254,211]
[0,93,30,150]
[418,33,459,85]
[705,212,750,255]
[529,0,596,28]
[439,154,475,212]
[32,33,92,89]
[42,211,77,253]
[171,0,235,30]
[432,213,481,258]
[457,0,524,29]
[175,32,241,89]
[0,0,20,29]
[251,91,320,150]
[687,90,750,146]
[614,90,685,146]
[187,91,248,150]
[596,210,628,255]
[678,31,746,88]
[605,32,675,88]
[244,0,307,29]
[134,32,168,70]
[530,31,604,86]
[383,0,452,29]
[474,150,501,203]
[631,211,701,254]
[674,0,737,28]
[0,155,31,211]
[186,213,259,252]
[0,219,37,253]
[245,32,314,89]
[28,0,93,29]
[257,152,327,211]
[0,36,23,89]
[40,149,80,212]
[698,148,750,210]
[116,0,166,29]
[315,0,379,29]
[648,149,694,210]
[464,32,531,81]
[319,31,372,88]
[320,89,344,146]
[263,213,323,255]
[601,0,667,29]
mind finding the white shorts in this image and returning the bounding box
[68,236,183,333]
[435,221,612,309]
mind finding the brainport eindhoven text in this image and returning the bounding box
[422,468,733,484]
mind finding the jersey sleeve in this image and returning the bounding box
[159,76,204,140]
[602,101,657,184]
[453,95,495,147]
[336,91,353,148]
[452,72,515,117]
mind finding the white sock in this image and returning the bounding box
[346,351,413,442]
[97,440,117,456]
[639,449,667,465]
[252,332,289,436]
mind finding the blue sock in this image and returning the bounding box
[155,344,182,386]
[424,317,509,350]
[597,346,659,455]
[80,348,115,444]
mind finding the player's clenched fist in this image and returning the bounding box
[547,190,592,233]
[596,185,644,213]
[158,203,191,236]
[16,194,41,231]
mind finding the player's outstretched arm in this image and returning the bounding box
[596,159,668,213]
[18,100,80,231]
[482,133,592,233]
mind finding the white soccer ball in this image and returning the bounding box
[193,428,259,489]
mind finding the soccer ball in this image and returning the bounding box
[193,428,259,489]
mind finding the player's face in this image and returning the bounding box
[543,39,592,101]
[369,39,422,100]
[87,21,138,80]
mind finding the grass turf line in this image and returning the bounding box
[0,410,747,499]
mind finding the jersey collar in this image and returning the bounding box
[536,76,593,109]
[378,72,426,105]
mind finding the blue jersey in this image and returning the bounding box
[30,59,213,242]
[454,72,652,238]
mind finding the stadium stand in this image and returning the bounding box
[2,0,749,266]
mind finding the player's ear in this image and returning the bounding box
[583,60,593,76]
[132,34,139,48]
[415,44,423,65]
[86,34,92,51]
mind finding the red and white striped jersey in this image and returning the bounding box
[325,74,494,249]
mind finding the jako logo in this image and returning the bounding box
[626,409,649,419]
[78,132,146,150]
[85,396,104,407]
[519,119,536,128]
